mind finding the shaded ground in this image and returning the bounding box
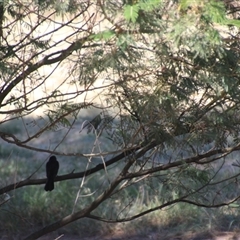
[1,118,240,240]
[27,230,240,240]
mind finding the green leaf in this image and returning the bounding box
[138,0,161,12]
[57,117,71,127]
[178,0,194,11]
[31,39,50,49]
[91,30,115,41]
[225,19,240,27]
[124,4,139,23]
[229,203,240,208]
[203,0,226,24]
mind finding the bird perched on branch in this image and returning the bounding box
[44,156,59,191]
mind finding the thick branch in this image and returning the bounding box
[2,141,238,196]
[24,143,153,240]
[24,173,123,240]
[0,36,89,105]
[0,144,142,195]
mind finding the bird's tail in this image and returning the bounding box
[44,179,54,191]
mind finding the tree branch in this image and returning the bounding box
[85,195,240,223]
[123,143,240,180]
[0,36,89,105]
[0,144,143,195]
[23,142,153,239]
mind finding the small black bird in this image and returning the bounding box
[44,156,59,191]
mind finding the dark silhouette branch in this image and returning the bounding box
[85,195,240,223]
[0,36,89,105]
[123,143,240,180]
[87,168,240,224]
[0,144,144,195]
[24,173,124,240]
[24,143,154,240]
[1,141,239,196]
[26,186,240,239]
